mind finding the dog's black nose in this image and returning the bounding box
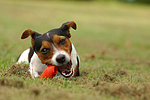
[56,55,66,64]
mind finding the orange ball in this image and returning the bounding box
[39,65,57,79]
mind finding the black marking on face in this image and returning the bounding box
[47,29,70,40]
[33,34,50,52]
[32,28,73,53]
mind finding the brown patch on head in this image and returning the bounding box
[36,41,53,64]
[21,29,41,48]
[53,34,72,55]
[40,41,51,52]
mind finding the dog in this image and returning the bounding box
[17,21,80,78]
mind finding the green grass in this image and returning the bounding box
[0,1,150,100]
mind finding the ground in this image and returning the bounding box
[0,1,150,100]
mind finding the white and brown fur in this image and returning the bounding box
[17,21,80,78]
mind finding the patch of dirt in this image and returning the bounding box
[80,70,89,76]
[103,74,118,82]
[94,82,150,100]
[3,64,30,78]
[115,68,127,76]
[0,78,24,88]
[92,74,119,87]
[31,89,40,96]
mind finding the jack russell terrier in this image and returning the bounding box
[17,21,80,78]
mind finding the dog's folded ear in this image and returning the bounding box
[60,21,77,38]
[21,29,41,39]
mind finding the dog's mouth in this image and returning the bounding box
[46,61,74,78]
[57,61,74,78]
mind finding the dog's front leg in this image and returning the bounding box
[29,53,47,78]
[29,63,40,78]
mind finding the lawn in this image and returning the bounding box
[0,1,150,100]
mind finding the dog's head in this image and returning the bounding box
[21,21,77,78]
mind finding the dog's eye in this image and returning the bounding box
[41,48,50,54]
[59,38,66,45]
